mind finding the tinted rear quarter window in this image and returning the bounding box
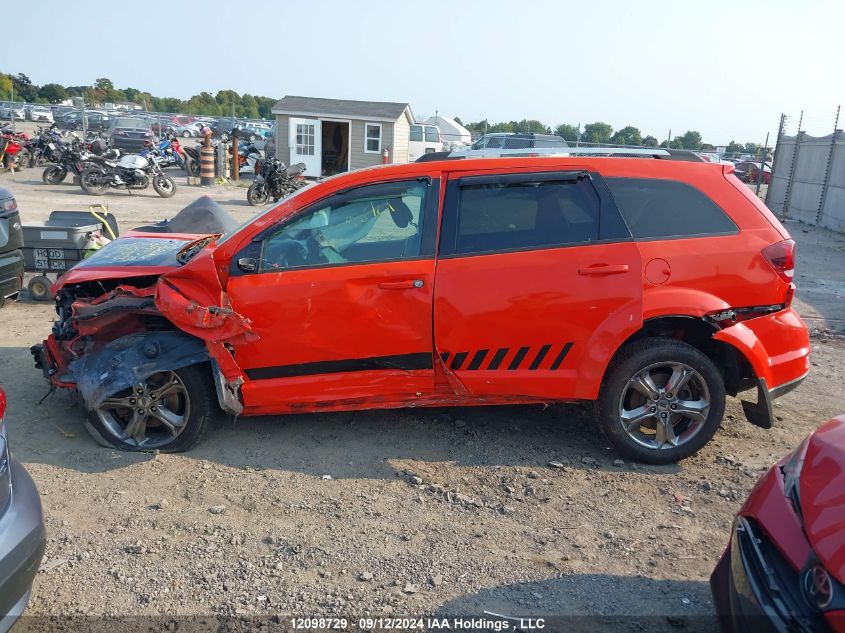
[605,178,737,239]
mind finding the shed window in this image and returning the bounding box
[365,123,382,153]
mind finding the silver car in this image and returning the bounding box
[0,387,46,632]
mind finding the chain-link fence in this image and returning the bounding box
[766,107,844,232]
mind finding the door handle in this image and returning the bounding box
[578,264,630,276]
[378,280,424,289]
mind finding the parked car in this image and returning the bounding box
[171,122,204,138]
[241,122,272,141]
[0,104,25,122]
[26,106,53,123]
[31,155,809,462]
[733,161,772,184]
[107,116,153,152]
[55,110,110,132]
[0,386,47,632]
[710,415,845,632]
[0,187,24,308]
[452,132,569,158]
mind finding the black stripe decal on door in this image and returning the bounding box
[550,342,573,370]
[528,344,552,370]
[507,347,531,370]
[487,348,510,370]
[467,349,489,370]
[245,352,433,380]
[450,351,469,370]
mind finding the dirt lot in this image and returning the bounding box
[1,164,844,631]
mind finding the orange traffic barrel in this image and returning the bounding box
[200,147,215,186]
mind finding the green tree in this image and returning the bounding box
[581,122,613,144]
[255,96,276,119]
[0,74,15,101]
[240,94,260,119]
[11,73,37,101]
[642,135,659,147]
[38,83,67,103]
[678,130,703,150]
[609,125,642,146]
[554,123,580,142]
[513,119,547,133]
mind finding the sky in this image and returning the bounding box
[5,0,844,144]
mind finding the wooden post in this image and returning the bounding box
[231,127,239,181]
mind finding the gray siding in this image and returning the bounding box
[350,120,394,170]
[275,114,291,165]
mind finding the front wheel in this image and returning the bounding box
[596,338,725,464]
[182,130,191,138]
[247,182,269,206]
[27,276,53,301]
[82,364,216,452]
[42,165,67,184]
[153,174,176,197]
[186,157,200,177]
[79,167,109,195]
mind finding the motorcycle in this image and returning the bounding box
[154,136,185,169]
[247,158,307,206]
[0,134,23,171]
[26,126,65,167]
[79,152,176,198]
[236,140,262,173]
[41,137,96,184]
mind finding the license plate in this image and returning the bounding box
[48,143,56,150]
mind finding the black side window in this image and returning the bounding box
[503,136,530,149]
[606,178,738,239]
[453,177,600,255]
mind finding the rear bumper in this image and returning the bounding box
[713,307,810,426]
[0,457,46,633]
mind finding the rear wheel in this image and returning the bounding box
[182,130,191,138]
[27,276,52,301]
[247,182,269,206]
[82,365,215,452]
[79,167,109,195]
[42,165,67,184]
[153,174,176,197]
[596,338,725,464]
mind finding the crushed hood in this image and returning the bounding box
[800,415,845,584]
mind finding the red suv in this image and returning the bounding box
[32,155,810,463]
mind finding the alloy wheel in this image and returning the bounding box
[96,371,191,448]
[617,361,710,450]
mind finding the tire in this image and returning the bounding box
[182,130,191,138]
[82,364,217,453]
[249,134,257,141]
[186,157,200,177]
[596,338,726,464]
[42,165,67,184]
[15,150,29,170]
[247,182,269,206]
[27,276,53,301]
[79,167,109,195]
[153,174,176,197]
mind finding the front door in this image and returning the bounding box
[288,117,321,177]
[433,169,642,401]
[226,177,441,413]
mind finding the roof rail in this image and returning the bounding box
[434,147,705,163]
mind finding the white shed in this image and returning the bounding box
[424,115,472,147]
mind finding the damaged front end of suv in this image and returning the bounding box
[31,199,254,451]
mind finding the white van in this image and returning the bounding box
[408,124,443,162]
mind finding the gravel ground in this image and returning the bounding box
[0,165,843,632]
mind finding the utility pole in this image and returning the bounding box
[666,129,672,148]
[765,113,787,207]
[10,84,14,133]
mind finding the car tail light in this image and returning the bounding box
[762,239,795,283]
[0,387,6,420]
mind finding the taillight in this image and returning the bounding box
[0,387,6,420]
[762,239,795,283]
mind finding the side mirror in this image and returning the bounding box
[237,257,257,272]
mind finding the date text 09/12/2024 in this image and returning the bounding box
[289,617,547,631]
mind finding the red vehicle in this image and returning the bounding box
[31,154,810,462]
[711,415,845,632]
[734,161,772,185]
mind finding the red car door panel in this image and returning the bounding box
[225,178,440,412]
[433,169,642,401]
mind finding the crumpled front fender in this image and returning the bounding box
[68,331,210,411]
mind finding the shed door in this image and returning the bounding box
[288,117,321,177]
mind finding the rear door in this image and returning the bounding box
[434,169,643,401]
[289,117,321,177]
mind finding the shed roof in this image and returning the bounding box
[271,95,412,122]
